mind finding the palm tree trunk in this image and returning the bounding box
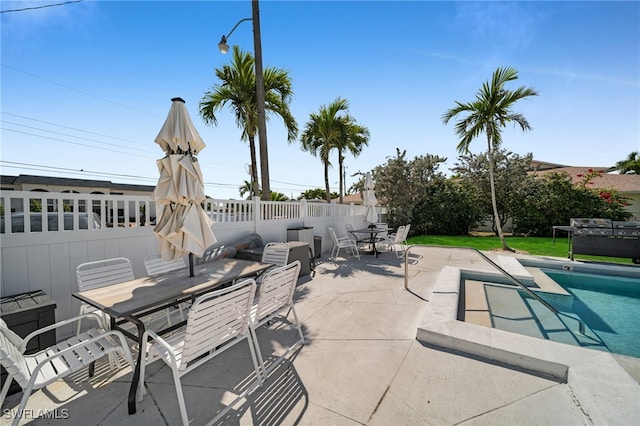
[338,153,344,204]
[252,0,270,201]
[324,159,331,203]
[487,136,512,251]
[248,136,260,197]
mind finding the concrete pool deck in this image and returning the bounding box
[2,247,639,425]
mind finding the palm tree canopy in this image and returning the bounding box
[442,66,538,153]
[199,45,298,142]
[300,97,350,163]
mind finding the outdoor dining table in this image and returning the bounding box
[349,227,388,257]
[73,257,273,415]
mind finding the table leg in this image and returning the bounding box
[370,232,379,257]
[127,317,146,415]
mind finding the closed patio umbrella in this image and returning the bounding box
[363,172,378,224]
[153,97,216,276]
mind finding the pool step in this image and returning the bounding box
[483,284,607,350]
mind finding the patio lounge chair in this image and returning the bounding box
[0,314,134,426]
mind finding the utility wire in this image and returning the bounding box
[0,161,241,189]
[0,0,83,14]
[2,120,153,154]
[2,64,160,118]
[3,112,144,146]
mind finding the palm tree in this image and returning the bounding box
[615,151,640,175]
[336,117,370,203]
[199,46,298,200]
[239,180,255,199]
[300,98,350,203]
[443,67,538,251]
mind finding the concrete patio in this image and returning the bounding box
[2,246,639,425]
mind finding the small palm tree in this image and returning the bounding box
[615,151,640,175]
[200,46,298,200]
[300,98,355,203]
[336,117,370,203]
[239,180,256,199]
[443,67,538,251]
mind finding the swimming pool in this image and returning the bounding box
[540,269,640,358]
[474,259,640,359]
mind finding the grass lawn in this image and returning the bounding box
[407,234,637,265]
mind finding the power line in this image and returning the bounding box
[0,0,83,14]
[3,128,159,158]
[0,160,242,189]
[1,64,160,118]
[2,120,153,154]
[3,112,144,146]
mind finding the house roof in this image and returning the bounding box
[533,167,640,193]
[333,193,363,204]
[1,174,155,192]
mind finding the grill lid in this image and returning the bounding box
[570,218,612,228]
[612,221,640,229]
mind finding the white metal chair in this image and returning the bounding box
[137,279,262,426]
[261,242,290,267]
[144,253,187,275]
[257,242,290,284]
[76,257,135,335]
[373,222,389,240]
[250,261,304,379]
[0,314,134,426]
[378,225,406,258]
[344,223,365,248]
[402,224,411,246]
[328,226,360,260]
[144,253,188,325]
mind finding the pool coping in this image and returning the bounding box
[417,262,640,425]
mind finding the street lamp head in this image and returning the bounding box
[218,35,229,54]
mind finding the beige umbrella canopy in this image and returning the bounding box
[363,172,378,224]
[153,98,216,276]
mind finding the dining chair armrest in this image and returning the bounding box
[140,328,180,366]
[28,329,132,376]
[19,312,106,353]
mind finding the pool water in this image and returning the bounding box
[540,269,640,359]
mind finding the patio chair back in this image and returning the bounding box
[253,260,301,323]
[0,316,133,426]
[76,257,135,333]
[374,222,389,239]
[261,242,290,267]
[76,257,134,291]
[144,253,186,276]
[402,224,411,245]
[144,253,189,326]
[251,261,304,378]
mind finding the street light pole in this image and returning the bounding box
[251,0,270,201]
[218,1,270,201]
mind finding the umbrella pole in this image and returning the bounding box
[189,253,194,277]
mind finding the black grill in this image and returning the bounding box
[554,218,640,264]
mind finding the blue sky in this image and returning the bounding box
[2,0,639,200]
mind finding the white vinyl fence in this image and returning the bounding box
[0,191,373,336]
